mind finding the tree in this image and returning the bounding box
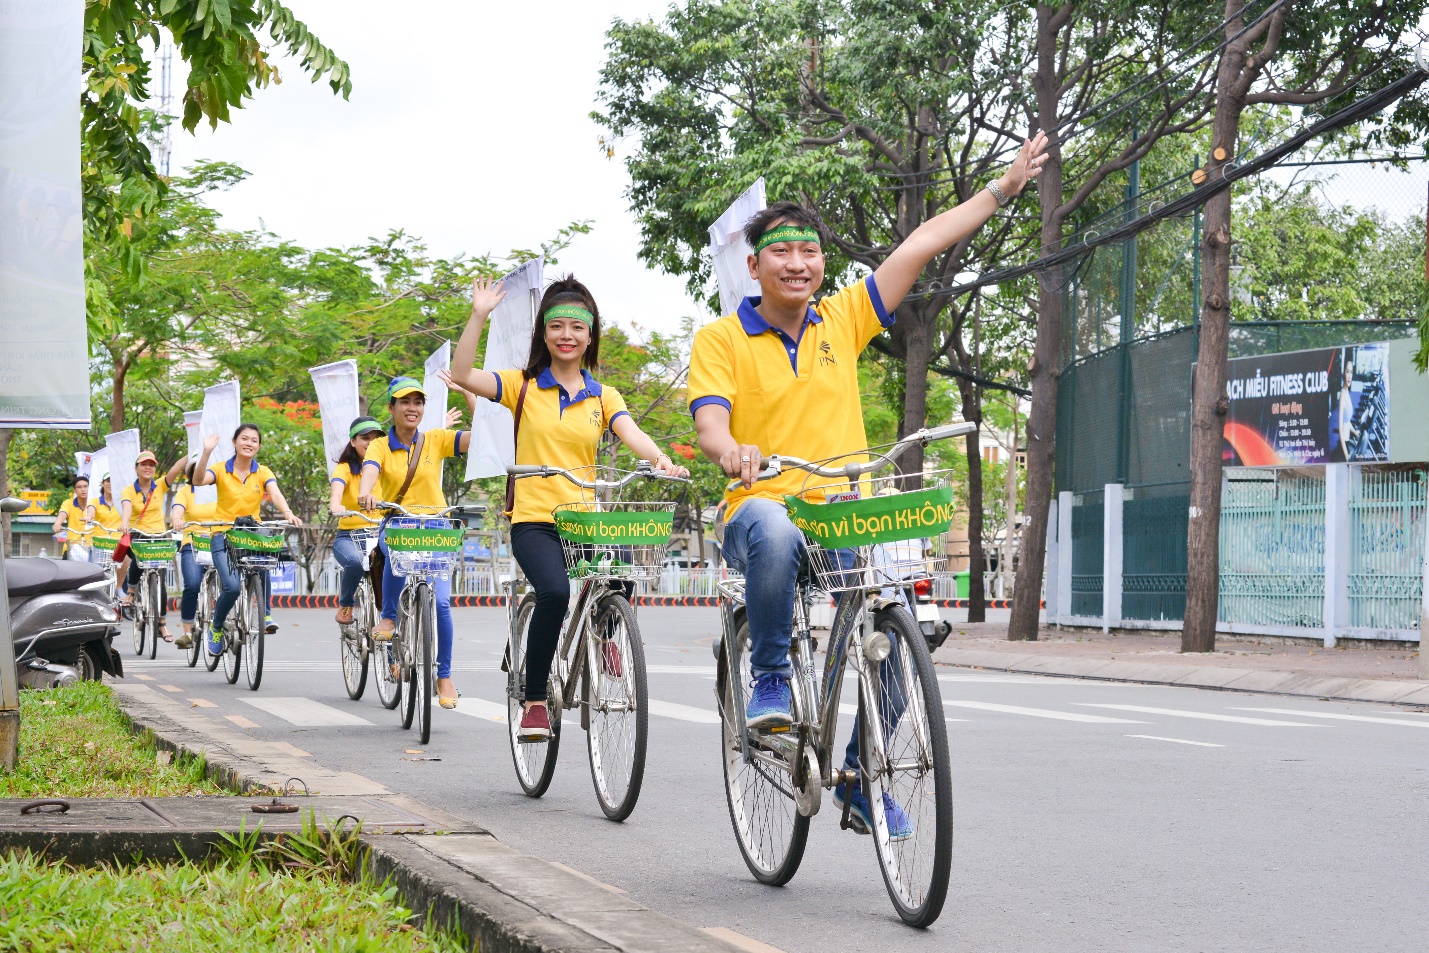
[597,0,1043,617]
[1182,0,1429,653]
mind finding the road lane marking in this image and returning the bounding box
[1126,734,1224,748]
[239,697,373,727]
[448,697,509,723]
[646,699,721,724]
[1078,704,1326,726]
[945,701,1146,723]
[158,684,183,693]
[131,673,155,681]
[1233,707,1429,728]
[224,714,261,729]
[188,698,217,708]
[700,927,787,953]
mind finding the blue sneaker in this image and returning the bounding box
[264,616,278,634]
[745,674,793,730]
[835,781,914,842]
[206,625,224,657]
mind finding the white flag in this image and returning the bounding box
[201,380,242,467]
[708,178,766,317]
[309,359,361,462]
[105,428,140,492]
[183,410,217,504]
[419,342,451,433]
[74,451,91,478]
[465,257,543,479]
[88,447,109,493]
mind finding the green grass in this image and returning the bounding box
[0,849,468,952]
[0,681,223,798]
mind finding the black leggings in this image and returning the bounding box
[511,522,569,703]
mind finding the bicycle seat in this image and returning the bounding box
[5,557,107,597]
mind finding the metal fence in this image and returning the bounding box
[1218,470,1325,628]
[1122,483,1190,621]
[1069,488,1104,617]
[1348,469,1426,629]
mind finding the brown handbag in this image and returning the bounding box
[503,377,531,516]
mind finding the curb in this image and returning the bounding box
[108,684,744,952]
[932,646,1429,707]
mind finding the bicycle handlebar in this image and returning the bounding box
[506,460,690,491]
[725,423,977,491]
[372,501,487,519]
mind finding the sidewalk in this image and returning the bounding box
[931,623,1429,707]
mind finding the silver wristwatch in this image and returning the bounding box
[986,180,1012,207]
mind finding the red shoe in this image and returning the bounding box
[518,704,551,741]
[601,639,623,678]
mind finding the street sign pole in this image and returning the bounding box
[0,497,30,769]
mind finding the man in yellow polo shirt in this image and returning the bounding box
[688,132,1046,836]
[52,475,90,560]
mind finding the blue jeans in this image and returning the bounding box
[211,533,272,632]
[332,531,367,608]
[178,543,205,623]
[379,535,454,680]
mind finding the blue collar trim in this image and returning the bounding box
[386,427,412,452]
[225,456,258,476]
[736,296,822,337]
[537,367,603,402]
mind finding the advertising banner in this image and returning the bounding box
[201,380,242,465]
[420,341,451,434]
[1223,342,1390,466]
[466,257,543,480]
[708,177,766,317]
[0,3,90,428]
[309,359,360,463]
[183,410,217,504]
[105,428,140,492]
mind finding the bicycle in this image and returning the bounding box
[129,532,180,660]
[503,461,685,821]
[334,516,397,708]
[194,520,289,691]
[713,423,969,927]
[184,534,221,671]
[374,501,482,744]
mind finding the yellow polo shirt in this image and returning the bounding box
[87,491,122,540]
[206,458,277,527]
[495,368,630,524]
[170,484,218,546]
[363,427,464,513]
[687,275,893,518]
[330,461,376,530]
[121,476,170,535]
[59,497,89,543]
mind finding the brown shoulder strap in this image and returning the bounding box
[503,377,532,516]
[393,430,426,506]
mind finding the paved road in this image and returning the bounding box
[125,607,1427,953]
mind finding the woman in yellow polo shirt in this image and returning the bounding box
[51,474,90,560]
[118,449,187,639]
[169,461,219,650]
[85,474,122,567]
[356,378,471,708]
[328,416,385,625]
[446,275,687,740]
[192,423,304,657]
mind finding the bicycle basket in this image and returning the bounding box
[785,470,954,592]
[384,517,462,577]
[131,536,178,569]
[227,526,284,570]
[191,533,214,567]
[553,501,676,580]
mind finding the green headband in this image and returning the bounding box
[349,420,384,439]
[754,224,821,254]
[544,304,594,327]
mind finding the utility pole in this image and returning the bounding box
[0,497,29,769]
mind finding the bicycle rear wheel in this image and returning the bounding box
[199,571,220,672]
[145,571,161,660]
[718,616,808,886]
[399,591,418,730]
[131,582,147,658]
[506,593,559,797]
[585,593,647,821]
[341,584,370,700]
[859,605,952,927]
[243,576,264,691]
[414,583,435,745]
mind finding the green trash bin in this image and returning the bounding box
[953,570,970,599]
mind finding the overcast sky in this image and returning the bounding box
[165,1,706,336]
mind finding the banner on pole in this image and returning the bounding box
[309,359,360,462]
[105,428,140,492]
[420,342,451,434]
[708,178,766,318]
[88,447,109,492]
[201,381,242,466]
[0,3,90,428]
[74,451,91,479]
[466,258,544,480]
[183,410,217,504]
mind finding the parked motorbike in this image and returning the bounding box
[6,557,123,688]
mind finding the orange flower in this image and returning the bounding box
[670,442,696,460]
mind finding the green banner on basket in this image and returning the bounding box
[554,509,673,543]
[784,486,955,548]
[384,526,463,553]
[91,535,118,552]
[227,529,284,553]
[192,535,211,552]
[130,539,178,561]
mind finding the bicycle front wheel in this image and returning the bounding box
[414,583,435,745]
[145,571,162,659]
[585,593,647,822]
[199,571,220,672]
[243,576,264,691]
[131,582,147,658]
[718,616,808,886]
[859,605,953,928]
[506,593,559,797]
[341,585,370,701]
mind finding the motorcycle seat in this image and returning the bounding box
[5,557,108,597]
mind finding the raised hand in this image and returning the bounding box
[436,368,465,394]
[444,406,463,429]
[1001,130,1050,197]
[202,432,220,453]
[471,276,507,317]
